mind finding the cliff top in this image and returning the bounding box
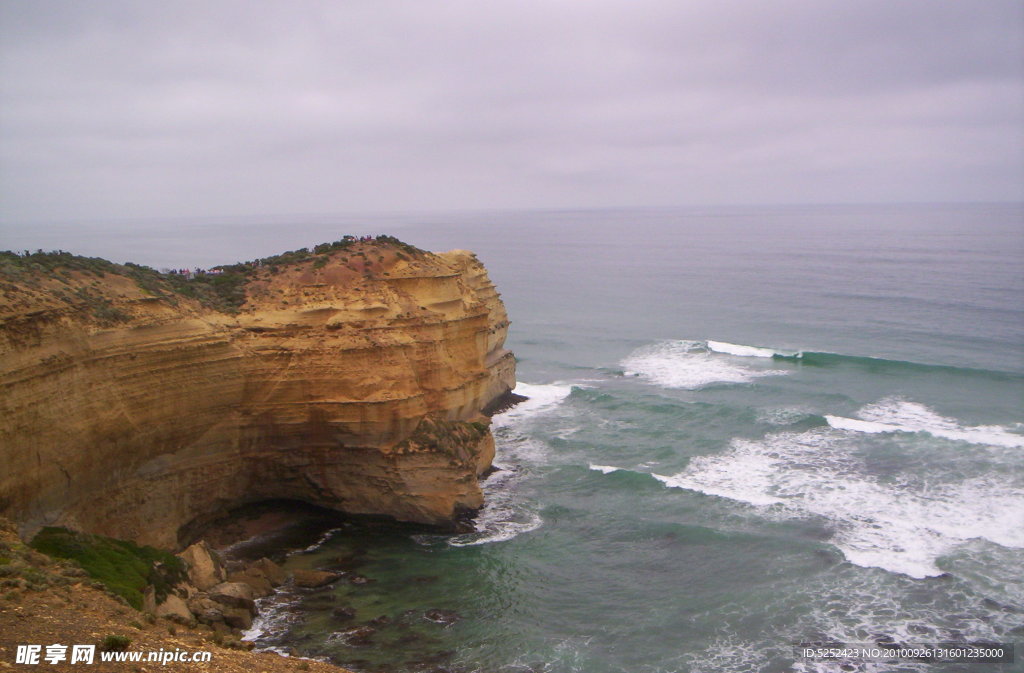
[0,234,455,323]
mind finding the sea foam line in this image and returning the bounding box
[653,436,1023,577]
[608,397,1024,578]
[490,381,575,429]
[443,380,577,547]
[447,465,543,547]
[707,340,780,358]
[621,340,788,390]
[826,397,1024,448]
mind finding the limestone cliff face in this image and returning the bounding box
[0,241,515,548]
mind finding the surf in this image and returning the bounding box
[621,340,789,389]
[826,397,1024,448]
[678,339,1022,381]
[591,396,1024,579]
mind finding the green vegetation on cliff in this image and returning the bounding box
[0,234,426,315]
[394,416,489,464]
[30,527,186,610]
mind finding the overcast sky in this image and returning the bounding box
[1,0,1022,225]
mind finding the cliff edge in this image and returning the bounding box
[0,238,515,548]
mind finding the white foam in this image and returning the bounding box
[491,381,574,428]
[653,419,1024,578]
[707,340,778,358]
[458,383,577,545]
[447,485,542,547]
[653,450,786,507]
[827,397,1024,448]
[445,459,543,547]
[242,592,304,649]
[791,548,1024,672]
[588,464,622,474]
[824,415,896,434]
[680,633,768,673]
[448,511,543,547]
[299,527,343,553]
[621,340,788,390]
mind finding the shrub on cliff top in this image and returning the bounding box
[1,234,426,314]
[98,635,131,652]
[30,527,185,610]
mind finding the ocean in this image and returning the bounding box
[7,203,1024,672]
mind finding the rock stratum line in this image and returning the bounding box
[0,239,515,549]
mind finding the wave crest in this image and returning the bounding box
[643,397,1024,578]
[827,397,1024,448]
[621,340,788,389]
[491,381,574,428]
[707,340,785,358]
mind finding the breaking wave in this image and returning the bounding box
[593,397,1024,579]
[632,339,1022,382]
[447,466,543,547]
[621,340,789,389]
[825,396,1024,448]
[707,340,795,358]
[491,381,575,429]
[443,380,577,547]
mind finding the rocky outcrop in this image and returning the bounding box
[0,515,352,673]
[291,569,341,588]
[179,541,227,590]
[0,240,515,548]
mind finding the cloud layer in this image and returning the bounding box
[2,0,1022,222]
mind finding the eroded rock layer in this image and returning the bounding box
[0,241,515,548]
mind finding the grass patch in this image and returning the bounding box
[30,527,185,610]
[98,635,131,652]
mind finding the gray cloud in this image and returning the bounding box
[1,0,1021,223]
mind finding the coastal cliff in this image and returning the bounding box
[0,238,515,549]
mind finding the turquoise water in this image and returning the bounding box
[233,204,1024,672]
[11,204,1021,672]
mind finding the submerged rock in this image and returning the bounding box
[328,626,376,646]
[328,553,368,572]
[292,569,341,588]
[331,606,357,621]
[423,609,461,626]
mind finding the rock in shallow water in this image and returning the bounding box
[423,609,461,625]
[292,569,341,588]
[328,626,376,646]
[331,606,357,621]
